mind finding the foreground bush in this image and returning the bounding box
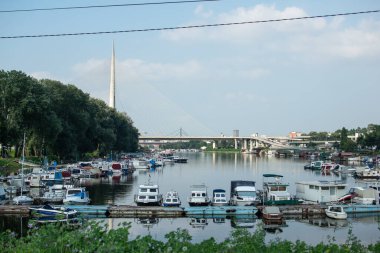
[0,221,379,253]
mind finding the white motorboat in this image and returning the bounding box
[130,159,150,170]
[13,195,34,205]
[325,205,347,220]
[188,184,210,206]
[230,180,259,206]
[134,184,162,206]
[211,189,228,206]
[162,191,181,207]
[63,187,90,205]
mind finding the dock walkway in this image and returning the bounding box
[1,204,380,218]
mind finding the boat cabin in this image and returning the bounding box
[296,180,347,203]
[135,184,162,206]
[230,180,258,206]
[188,184,210,206]
[211,189,228,206]
[262,174,298,205]
[63,187,90,205]
[162,191,181,207]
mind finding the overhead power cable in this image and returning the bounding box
[1,9,379,39]
[0,0,222,13]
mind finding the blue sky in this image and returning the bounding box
[1,0,379,137]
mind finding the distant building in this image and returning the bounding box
[289,132,303,139]
[232,130,239,137]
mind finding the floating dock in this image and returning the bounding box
[108,205,185,218]
[343,204,380,213]
[1,204,380,218]
[185,206,257,216]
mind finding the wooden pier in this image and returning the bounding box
[0,205,30,215]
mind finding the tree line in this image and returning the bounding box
[0,70,139,161]
[305,125,380,152]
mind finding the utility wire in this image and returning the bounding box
[0,0,222,13]
[1,9,379,39]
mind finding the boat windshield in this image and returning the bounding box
[270,186,287,191]
[238,191,256,197]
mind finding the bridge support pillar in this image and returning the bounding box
[243,139,248,150]
[212,142,217,149]
[249,139,253,151]
[234,139,238,149]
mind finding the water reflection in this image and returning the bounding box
[136,217,159,229]
[230,215,256,228]
[189,217,208,228]
[262,219,288,234]
[298,217,349,229]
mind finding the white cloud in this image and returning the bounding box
[162,4,380,60]
[118,59,201,83]
[194,4,213,18]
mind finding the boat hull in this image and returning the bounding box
[188,202,210,207]
[136,201,162,206]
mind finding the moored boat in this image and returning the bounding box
[304,161,323,170]
[325,205,347,220]
[230,180,259,206]
[262,206,283,222]
[63,187,90,205]
[134,184,163,206]
[13,195,34,205]
[188,184,210,206]
[354,168,380,180]
[261,174,300,205]
[30,204,78,219]
[211,189,228,206]
[162,191,181,207]
[173,156,188,163]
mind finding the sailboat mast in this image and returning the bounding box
[21,132,26,195]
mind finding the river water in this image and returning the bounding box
[2,152,380,245]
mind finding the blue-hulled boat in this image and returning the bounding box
[29,204,78,219]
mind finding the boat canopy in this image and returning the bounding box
[213,189,226,193]
[263,174,283,178]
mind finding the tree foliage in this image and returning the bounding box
[306,125,380,153]
[0,222,378,253]
[0,70,139,161]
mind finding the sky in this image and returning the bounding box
[1,0,380,137]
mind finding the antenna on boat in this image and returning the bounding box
[20,132,26,196]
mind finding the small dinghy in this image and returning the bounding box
[325,205,347,220]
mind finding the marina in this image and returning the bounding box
[0,152,379,245]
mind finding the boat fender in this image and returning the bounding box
[226,209,236,213]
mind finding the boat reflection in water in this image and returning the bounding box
[189,217,208,228]
[230,215,257,228]
[135,217,159,229]
[298,217,349,229]
[262,219,288,234]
